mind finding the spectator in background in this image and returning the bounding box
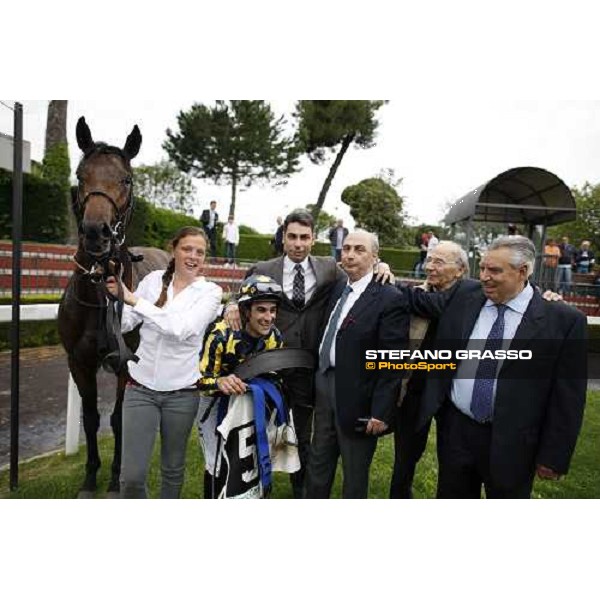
[507,223,518,235]
[328,219,349,262]
[270,216,284,256]
[575,240,595,274]
[558,236,576,294]
[414,232,429,278]
[427,230,439,253]
[543,238,561,291]
[222,216,240,267]
[200,200,219,258]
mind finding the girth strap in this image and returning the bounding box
[233,348,314,380]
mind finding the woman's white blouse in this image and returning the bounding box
[121,270,222,391]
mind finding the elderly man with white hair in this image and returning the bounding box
[390,241,469,498]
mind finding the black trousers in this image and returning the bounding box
[436,400,534,499]
[389,393,432,499]
[203,226,217,257]
[305,370,377,499]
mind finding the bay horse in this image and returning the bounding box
[58,117,169,498]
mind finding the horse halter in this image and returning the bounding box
[73,147,136,283]
[75,145,135,250]
[77,188,132,248]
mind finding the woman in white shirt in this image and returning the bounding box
[106,226,222,498]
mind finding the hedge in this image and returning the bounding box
[234,236,420,271]
[127,198,199,248]
[0,168,69,243]
[0,320,61,351]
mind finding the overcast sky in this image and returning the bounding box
[2,99,600,235]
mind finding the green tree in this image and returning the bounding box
[133,160,195,214]
[164,101,300,219]
[341,175,406,246]
[548,183,600,248]
[306,203,335,237]
[42,100,72,242]
[296,100,386,222]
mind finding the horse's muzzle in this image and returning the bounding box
[80,221,113,257]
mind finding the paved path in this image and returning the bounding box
[0,346,117,468]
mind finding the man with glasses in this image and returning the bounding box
[390,241,468,498]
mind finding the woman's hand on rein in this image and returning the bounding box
[105,276,137,306]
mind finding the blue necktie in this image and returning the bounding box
[319,286,352,373]
[470,304,508,423]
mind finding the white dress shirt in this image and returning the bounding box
[282,255,316,303]
[121,270,223,391]
[223,222,239,245]
[319,270,373,368]
[208,209,216,229]
[451,283,534,418]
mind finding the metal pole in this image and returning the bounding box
[10,102,23,491]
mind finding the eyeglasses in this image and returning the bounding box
[424,256,458,267]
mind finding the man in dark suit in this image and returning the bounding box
[415,235,587,499]
[270,216,284,256]
[305,230,409,499]
[328,219,349,262]
[200,200,219,258]
[224,210,393,498]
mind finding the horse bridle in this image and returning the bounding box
[74,146,136,258]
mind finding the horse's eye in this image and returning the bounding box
[122,176,132,185]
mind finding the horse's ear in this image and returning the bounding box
[76,117,94,153]
[123,125,142,160]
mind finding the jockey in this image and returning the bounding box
[198,274,287,498]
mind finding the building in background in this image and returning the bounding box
[0,132,31,173]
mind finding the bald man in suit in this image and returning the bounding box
[224,210,393,498]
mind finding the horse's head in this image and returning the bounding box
[73,116,142,260]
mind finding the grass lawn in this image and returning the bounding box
[2,392,599,499]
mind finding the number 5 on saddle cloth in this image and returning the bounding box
[202,348,314,499]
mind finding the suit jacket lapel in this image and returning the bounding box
[269,256,294,311]
[510,289,545,344]
[498,289,545,375]
[460,288,487,342]
[341,278,379,327]
[325,278,347,316]
[305,255,326,308]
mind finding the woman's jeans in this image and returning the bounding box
[121,385,200,499]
